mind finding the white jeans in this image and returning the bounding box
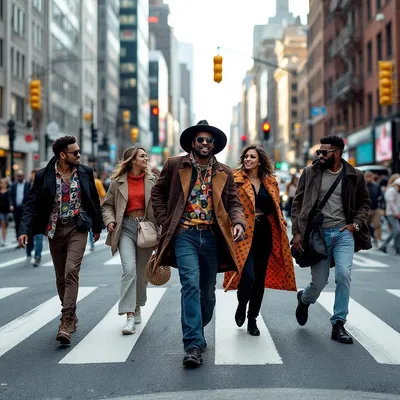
[118,217,152,315]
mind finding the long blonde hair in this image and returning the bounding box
[388,173,400,186]
[111,146,153,180]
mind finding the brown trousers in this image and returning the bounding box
[48,220,88,318]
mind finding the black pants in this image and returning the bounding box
[237,215,272,319]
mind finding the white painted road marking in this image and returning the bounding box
[59,288,166,364]
[0,287,97,358]
[215,290,283,365]
[318,292,400,364]
[0,287,27,300]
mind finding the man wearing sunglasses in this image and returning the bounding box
[18,135,103,345]
[291,135,371,344]
[151,120,245,367]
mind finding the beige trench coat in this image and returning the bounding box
[102,173,157,256]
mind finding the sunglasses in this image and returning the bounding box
[316,149,337,157]
[195,137,215,144]
[64,150,81,157]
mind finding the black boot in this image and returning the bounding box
[235,301,247,327]
[295,290,310,326]
[183,347,202,367]
[331,321,353,344]
[247,318,260,336]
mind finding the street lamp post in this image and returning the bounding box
[7,119,16,182]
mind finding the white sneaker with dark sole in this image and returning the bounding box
[134,308,141,324]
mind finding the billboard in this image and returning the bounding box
[375,121,392,162]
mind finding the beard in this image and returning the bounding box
[320,157,335,170]
[193,147,211,159]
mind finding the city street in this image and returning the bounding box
[0,231,400,400]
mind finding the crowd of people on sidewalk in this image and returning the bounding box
[11,118,400,368]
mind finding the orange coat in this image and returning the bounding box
[223,170,297,292]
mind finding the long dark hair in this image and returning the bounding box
[237,145,275,178]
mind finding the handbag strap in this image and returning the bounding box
[316,169,345,213]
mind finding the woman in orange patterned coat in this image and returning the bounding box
[223,146,297,336]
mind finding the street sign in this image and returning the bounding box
[25,134,34,143]
[46,121,59,139]
[311,107,327,117]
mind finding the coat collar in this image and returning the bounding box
[180,153,224,173]
[117,172,155,205]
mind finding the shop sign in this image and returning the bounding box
[375,121,392,162]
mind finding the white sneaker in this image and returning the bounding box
[134,307,141,324]
[122,316,135,335]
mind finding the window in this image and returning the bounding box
[291,83,297,91]
[120,15,136,25]
[0,0,3,20]
[386,21,392,57]
[367,41,372,74]
[367,93,373,121]
[33,0,44,12]
[120,30,136,41]
[359,99,364,125]
[121,78,137,88]
[352,104,356,129]
[377,0,382,9]
[0,39,3,67]
[377,32,382,60]
[10,94,25,122]
[11,48,15,76]
[120,0,136,7]
[12,5,25,36]
[367,0,372,20]
[0,86,3,118]
[120,62,136,72]
[291,96,298,104]
[376,89,382,117]
[21,55,25,79]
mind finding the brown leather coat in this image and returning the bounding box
[291,159,372,252]
[150,155,246,272]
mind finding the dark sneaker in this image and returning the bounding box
[56,318,71,344]
[183,347,202,367]
[295,290,310,326]
[235,301,247,327]
[33,257,41,267]
[331,321,353,344]
[247,318,260,336]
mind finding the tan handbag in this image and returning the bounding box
[137,220,158,248]
[145,250,171,286]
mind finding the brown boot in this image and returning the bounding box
[69,315,78,333]
[56,316,71,344]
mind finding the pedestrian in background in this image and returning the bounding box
[223,146,296,336]
[88,171,106,251]
[0,178,10,246]
[151,120,245,368]
[285,174,299,218]
[292,135,371,344]
[18,136,102,345]
[9,170,30,247]
[364,171,384,248]
[25,168,44,267]
[102,146,156,335]
[379,176,400,255]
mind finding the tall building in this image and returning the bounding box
[227,103,242,167]
[179,63,191,130]
[306,0,324,160]
[149,1,180,132]
[98,0,120,166]
[274,24,307,165]
[179,42,194,125]
[323,0,399,169]
[0,0,47,177]
[119,0,151,151]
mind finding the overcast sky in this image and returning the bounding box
[165,0,309,161]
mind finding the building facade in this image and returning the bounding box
[119,0,151,152]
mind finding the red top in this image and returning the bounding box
[126,174,145,213]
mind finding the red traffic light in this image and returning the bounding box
[25,134,34,143]
[152,106,159,116]
[241,135,247,142]
[262,122,271,132]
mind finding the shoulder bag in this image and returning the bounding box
[137,206,159,248]
[291,170,344,268]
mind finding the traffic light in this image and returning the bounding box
[29,80,41,111]
[131,127,139,143]
[241,134,247,147]
[213,55,223,84]
[7,119,16,143]
[122,110,131,124]
[262,121,271,141]
[378,61,394,106]
[151,106,159,116]
[91,127,98,143]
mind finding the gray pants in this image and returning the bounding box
[118,217,152,315]
[382,215,400,251]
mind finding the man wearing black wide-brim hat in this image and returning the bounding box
[151,120,246,367]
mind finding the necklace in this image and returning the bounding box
[196,165,210,190]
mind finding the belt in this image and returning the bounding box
[179,224,213,231]
[255,214,266,222]
[59,216,75,225]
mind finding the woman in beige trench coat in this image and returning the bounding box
[102,147,156,335]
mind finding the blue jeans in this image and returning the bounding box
[302,225,354,324]
[174,228,218,351]
[26,234,44,259]
[88,230,94,248]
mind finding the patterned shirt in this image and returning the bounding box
[47,164,81,238]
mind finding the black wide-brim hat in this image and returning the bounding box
[180,120,227,155]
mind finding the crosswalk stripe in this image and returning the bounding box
[386,289,400,299]
[0,286,97,358]
[59,288,166,364]
[0,287,27,300]
[353,254,388,268]
[317,292,400,364]
[215,290,283,365]
[104,254,121,265]
[0,250,51,269]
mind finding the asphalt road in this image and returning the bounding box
[0,233,399,400]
